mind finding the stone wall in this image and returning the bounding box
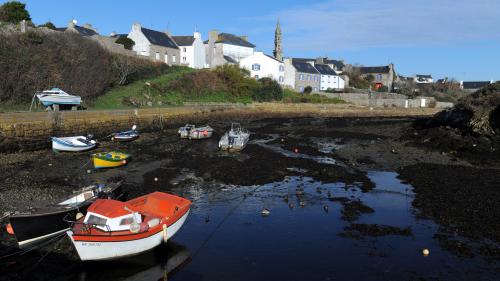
[0,104,439,153]
[318,92,446,108]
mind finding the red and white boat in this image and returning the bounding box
[66,192,191,261]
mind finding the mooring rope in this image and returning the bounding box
[0,232,67,261]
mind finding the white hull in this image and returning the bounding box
[52,137,96,152]
[68,210,190,261]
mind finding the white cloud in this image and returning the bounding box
[260,0,500,51]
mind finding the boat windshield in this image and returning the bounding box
[86,214,107,226]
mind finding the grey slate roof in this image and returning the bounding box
[172,36,195,46]
[357,66,391,74]
[325,59,345,70]
[292,60,319,74]
[216,33,255,48]
[56,25,98,36]
[141,27,178,49]
[314,64,338,75]
[462,81,492,89]
[416,74,432,79]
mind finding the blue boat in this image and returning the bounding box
[111,125,140,142]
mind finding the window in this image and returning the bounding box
[307,75,311,81]
[87,215,107,226]
[165,54,168,63]
[182,56,187,62]
[255,75,259,79]
[279,65,284,71]
[120,217,135,225]
[299,86,304,92]
[279,76,284,82]
[155,52,160,60]
[299,74,304,80]
[314,87,318,92]
[252,64,261,71]
[183,47,187,52]
[376,74,382,81]
[172,55,176,63]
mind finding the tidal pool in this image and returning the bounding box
[4,171,496,281]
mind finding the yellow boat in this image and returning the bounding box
[91,151,131,169]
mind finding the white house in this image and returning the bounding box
[127,23,180,65]
[314,64,345,90]
[172,32,206,69]
[239,52,285,84]
[205,30,255,68]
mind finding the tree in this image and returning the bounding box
[38,21,56,30]
[252,77,283,102]
[303,86,312,94]
[115,36,135,50]
[0,1,31,23]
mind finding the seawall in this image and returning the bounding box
[0,103,440,152]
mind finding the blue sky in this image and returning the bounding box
[11,0,500,81]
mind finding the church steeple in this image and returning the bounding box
[273,18,283,61]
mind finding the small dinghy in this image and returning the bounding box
[5,182,123,248]
[92,151,131,169]
[112,125,139,142]
[188,125,214,140]
[67,191,191,261]
[178,124,195,139]
[219,123,250,152]
[51,135,97,152]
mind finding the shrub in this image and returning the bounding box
[252,77,283,102]
[0,1,30,23]
[38,21,56,30]
[376,85,389,92]
[303,86,312,94]
[115,36,135,50]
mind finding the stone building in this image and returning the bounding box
[284,58,321,93]
[314,64,345,91]
[204,31,255,68]
[354,64,396,90]
[127,23,180,65]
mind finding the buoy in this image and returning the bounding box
[111,137,114,141]
[294,148,299,153]
[323,205,329,213]
[48,163,52,167]
[299,201,305,207]
[76,212,84,220]
[162,224,168,242]
[154,177,158,182]
[87,169,91,174]
[261,208,271,216]
[122,160,127,165]
[281,138,284,142]
[6,223,14,235]
[422,248,430,256]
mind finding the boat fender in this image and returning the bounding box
[111,136,114,141]
[76,212,84,220]
[6,223,14,235]
[130,222,140,233]
[122,160,127,165]
[139,222,149,232]
[162,224,168,242]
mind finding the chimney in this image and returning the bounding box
[68,19,77,28]
[239,35,248,41]
[209,30,219,44]
[20,20,26,33]
[83,23,96,31]
[132,23,141,32]
[315,57,325,64]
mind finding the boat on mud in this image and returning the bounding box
[67,191,191,261]
[178,124,214,139]
[218,123,250,152]
[5,182,123,248]
[34,88,82,110]
[92,151,131,169]
[51,135,97,152]
[112,125,140,142]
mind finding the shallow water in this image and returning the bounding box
[3,171,497,281]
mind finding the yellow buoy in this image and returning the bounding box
[422,248,430,256]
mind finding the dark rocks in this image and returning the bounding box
[339,223,412,239]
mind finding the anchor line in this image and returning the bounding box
[191,184,264,259]
[0,232,66,261]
